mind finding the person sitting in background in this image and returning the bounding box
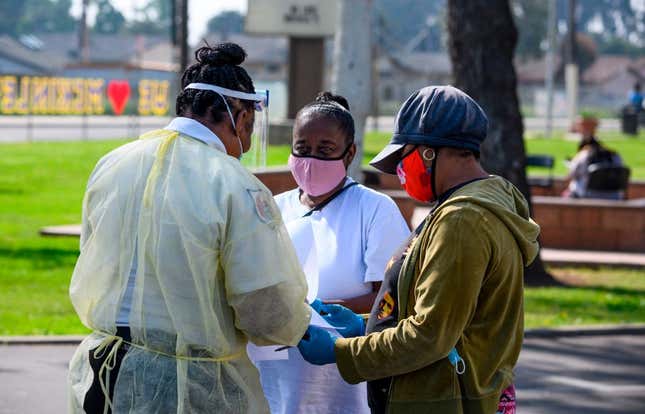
[628,82,643,114]
[563,134,624,199]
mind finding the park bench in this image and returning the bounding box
[585,164,631,200]
[525,154,555,188]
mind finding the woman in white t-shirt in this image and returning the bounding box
[252,92,410,413]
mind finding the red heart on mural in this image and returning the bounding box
[107,80,131,115]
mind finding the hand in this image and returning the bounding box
[319,303,365,338]
[297,326,338,365]
[310,298,326,314]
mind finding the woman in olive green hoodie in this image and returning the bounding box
[297,86,540,414]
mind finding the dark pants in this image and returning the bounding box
[82,327,131,414]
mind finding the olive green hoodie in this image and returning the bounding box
[335,176,540,413]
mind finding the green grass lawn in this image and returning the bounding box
[525,267,645,328]
[1,134,645,335]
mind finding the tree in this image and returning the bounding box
[446,0,554,285]
[576,0,643,47]
[374,0,445,51]
[0,0,27,35]
[7,0,77,34]
[206,10,244,35]
[512,0,548,60]
[332,0,372,180]
[94,0,125,34]
[128,0,172,35]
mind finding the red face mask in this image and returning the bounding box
[396,148,436,202]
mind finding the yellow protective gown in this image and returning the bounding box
[68,129,311,413]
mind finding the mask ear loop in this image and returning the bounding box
[423,147,438,201]
[213,91,243,158]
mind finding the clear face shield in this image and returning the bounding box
[184,83,269,168]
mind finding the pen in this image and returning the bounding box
[274,331,310,352]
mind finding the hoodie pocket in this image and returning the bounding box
[390,358,459,403]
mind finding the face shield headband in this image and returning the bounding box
[184,82,270,167]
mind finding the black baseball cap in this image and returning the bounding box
[370,85,488,174]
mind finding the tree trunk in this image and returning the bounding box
[446,0,556,286]
[332,0,372,181]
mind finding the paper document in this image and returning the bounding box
[309,307,336,331]
[248,304,338,361]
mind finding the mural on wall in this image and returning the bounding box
[0,76,170,116]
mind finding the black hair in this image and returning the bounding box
[296,91,355,145]
[176,43,255,123]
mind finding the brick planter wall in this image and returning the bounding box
[532,196,645,252]
[254,168,645,252]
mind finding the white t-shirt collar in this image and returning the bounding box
[164,117,226,153]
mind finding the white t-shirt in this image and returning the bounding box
[253,178,410,414]
[274,178,411,300]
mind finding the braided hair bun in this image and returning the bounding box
[176,42,255,121]
[194,43,247,66]
[314,91,350,111]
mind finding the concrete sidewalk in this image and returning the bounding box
[1,328,644,414]
[541,248,645,268]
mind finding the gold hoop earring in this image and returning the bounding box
[422,148,436,161]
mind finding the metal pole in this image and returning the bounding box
[180,0,189,71]
[565,0,578,129]
[544,0,556,138]
[370,16,380,132]
[26,114,33,143]
[170,0,177,46]
[566,0,576,65]
[80,0,90,63]
[82,111,88,141]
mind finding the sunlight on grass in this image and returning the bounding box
[524,267,645,329]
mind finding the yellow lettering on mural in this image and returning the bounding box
[70,78,81,114]
[15,77,30,114]
[152,80,169,116]
[138,80,169,116]
[1,76,17,114]
[138,79,152,115]
[87,79,105,115]
[55,78,71,114]
[31,77,49,114]
[0,75,170,115]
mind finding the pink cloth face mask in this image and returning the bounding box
[288,154,348,197]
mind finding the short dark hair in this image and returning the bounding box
[176,43,255,123]
[296,91,355,145]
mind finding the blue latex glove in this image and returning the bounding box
[297,326,339,365]
[310,298,326,314]
[315,302,365,338]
